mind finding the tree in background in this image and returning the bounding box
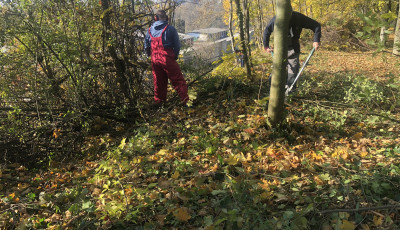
[222,0,275,50]
[234,0,253,80]
[267,0,291,126]
[394,0,400,55]
[175,0,225,32]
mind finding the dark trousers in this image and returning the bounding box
[287,49,300,90]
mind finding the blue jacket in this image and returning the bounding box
[144,21,180,59]
[263,11,321,53]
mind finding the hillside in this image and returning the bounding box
[1,49,399,229]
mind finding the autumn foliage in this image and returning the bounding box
[1,0,400,229]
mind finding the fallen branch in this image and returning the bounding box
[319,204,400,214]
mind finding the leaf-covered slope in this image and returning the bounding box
[1,50,400,229]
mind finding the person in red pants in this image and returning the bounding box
[144,10,189,105]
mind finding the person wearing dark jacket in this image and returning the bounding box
[263,7,321,92]
[144,10,189,104]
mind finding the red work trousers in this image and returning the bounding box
[150,26,188,104]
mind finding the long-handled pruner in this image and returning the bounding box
[285,47,315,96]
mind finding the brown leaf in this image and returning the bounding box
[244,128,255,135]
[173,207,191,222]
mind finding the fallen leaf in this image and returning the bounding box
[171,171,180,179]
[173,207,191,222]
[225,155,239,166]
[340,220,356,230]
[361,224,370,230]
[360,151,368,158]
[53,128,61,138]
[352,132,363,140]
[244,128,255,135]
[157,149,168,156]
[373,215,383,226]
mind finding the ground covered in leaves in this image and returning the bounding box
[1,50,400,229]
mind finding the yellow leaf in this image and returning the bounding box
[246,152,252,162]
[173,207,191,222]
[157,149,168,156]
[225,155,238,166]
[360,151,368,158]
[171,171,180,179]
[340,220,356,230]
[131,157,142,164]
[119,138,126,149]
[373,215,383,226]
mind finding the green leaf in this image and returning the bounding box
[82,200,92,210]
[211,190,227,195]
[283,211,294,220]
[148,183,158,188]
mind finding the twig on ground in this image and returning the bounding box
[61,211,87,230]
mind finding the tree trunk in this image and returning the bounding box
[267,0,291,126]
[380,1,391,47]
[304,0,308,16]
[234,0,252,80]
[380,26,387,46]
[101,0,131,100]
[229,0,236,52]
[256,0,265,49]
[243,0,254,75]
[393,0,400,55]
[298,0,302,13]
[271,0,275,15]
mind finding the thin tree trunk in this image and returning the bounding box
[256,0,265,49]
[101,0,130,100]
[320,0,323,18]
[271,0,275,13]
[304,0,308,16]
[229,0,236,52]
[380,1,391,47]
[394,0,400,55]
[243,0,254,74]
[298,0,302,13]
[267,0,291,126]
[234,0,252,80]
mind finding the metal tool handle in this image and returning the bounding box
[285,47,315,96]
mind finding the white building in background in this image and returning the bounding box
[181,28,232,64]
[178,33,194,47]
[188,28,229,42]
